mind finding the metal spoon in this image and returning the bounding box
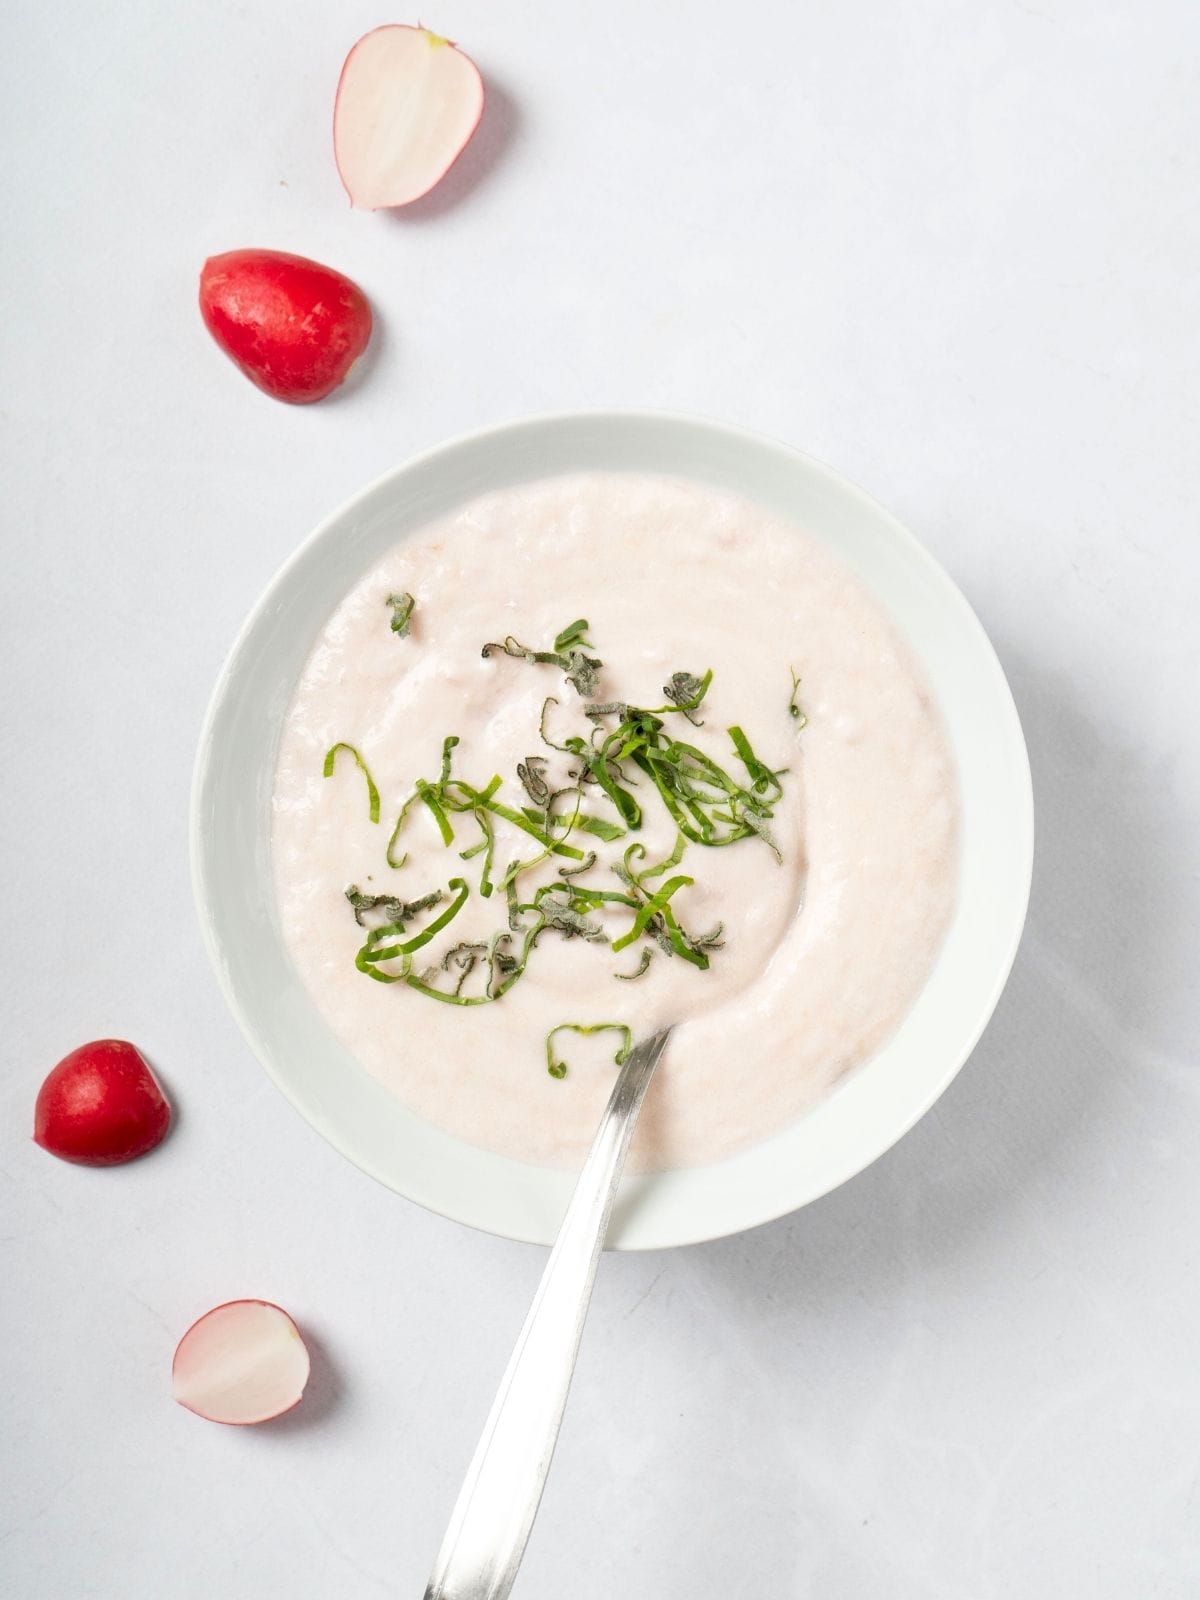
[423,1025,674,1600]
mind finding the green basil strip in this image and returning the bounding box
[322,742,380,824]
[545,1021,633,1080]
[611,874,695,953]
[358,877,470,966]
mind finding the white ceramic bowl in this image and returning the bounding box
[191,411,1032,1250]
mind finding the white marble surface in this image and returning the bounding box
[2,0,1198,1594]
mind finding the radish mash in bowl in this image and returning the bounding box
[192,412,1031,1247]
[271,473,959,1172]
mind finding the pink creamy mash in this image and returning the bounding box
[272,474,959,1170]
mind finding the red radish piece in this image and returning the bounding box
[199,249,372,404]
[34,1039,171,1167]
[173,1301,310,1425]
[334,25,485,208]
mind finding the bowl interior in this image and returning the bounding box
[191,412,1032,1250]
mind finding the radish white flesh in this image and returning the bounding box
[172,1300,310,1425]
[334,25,485,208]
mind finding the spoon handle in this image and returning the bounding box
[423,1026,673,1600]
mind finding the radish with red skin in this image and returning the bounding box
[334,25,485,209]
[173,1300,310,1425]
[33,1039,171,1167]
[199,249,373,404]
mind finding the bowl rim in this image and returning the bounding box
[190,407,1034,1250]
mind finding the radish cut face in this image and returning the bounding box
[334,25,485,208]
[173,1301,310,1425]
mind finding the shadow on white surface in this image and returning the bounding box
[318,308,393,410]
[256,1323,343,1435]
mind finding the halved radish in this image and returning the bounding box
[173,1301,310,1425]
[334,25,485,208]
[34,1039,171,1166]
[199,249,372,404]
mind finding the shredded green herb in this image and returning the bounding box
[440,941,489,996]
[612,874,695,953]
[323,743,380,824]
[344,885,443,928]
[554,618,591,651]
[545,1022,633,1080]
[355,877,471,979]
[788,667,807,728]
[386,737,588,882]
[659,670,712,726]
[387,592,416,637]
[460,806,496,898]
[566,688,785,855]
[532,882,606,942]
[557,850,598,880]
[483,618,602,697]
[326,616,802,1075]
[614,948,653,981]
[639,832,687,882]
[517,756,551,808]
[403,921,541,1007]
